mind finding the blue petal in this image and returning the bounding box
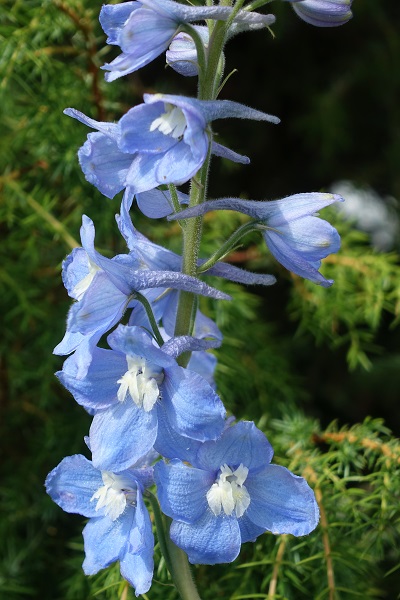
[127,487,153,554]
[77,132,133,199]
[82,510,134,574]
[264,229,334,287]
[64,108,120,139]
[90,400,158,472]
[117,196,183,268]
[45,455,103,518]
[61,248,90,300]
[135,188,188,218]
[53,318,86,356]
[119,102,178,154]
[275,216,341,261]
[162,335,221,360]
[69,271,129,334]
[155,460,213,523]
[196,421,274,472]
[120,8,176,54]
[136,188,175,218]
[291,0,353,27]
[170,511,241,564]
[53,328,101,380]
[238,514,266,543]
[163,365,226,441]
[120,525,154,597]
[103,51,160,82]
[211,141,250,165]
[193,308,223,340]
[155,138,208,186]
[57,347,127,411]
[124,152,166,194]
[99,2,139,45]
[188,351,217,389]
[107,325,175,370]
[166,27,207,77]
[154,402,202,462]
[246,464,320,536]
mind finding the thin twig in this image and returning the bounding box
[120,581,129,600]
[267,535,287,599]
[315,487,335,600]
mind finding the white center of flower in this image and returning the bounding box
[206,463,250,518]
[90,472,137,521]
[72,256,100,301]
[117,354,164,412]
[149,103,187,139]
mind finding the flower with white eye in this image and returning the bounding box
[57,325,226,473]
[45,453,155,595]
[155,421,319,565]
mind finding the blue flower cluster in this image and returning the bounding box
[46,0,352,595]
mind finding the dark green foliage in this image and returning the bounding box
[1,0,400,598]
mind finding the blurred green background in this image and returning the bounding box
[1,1,400,598]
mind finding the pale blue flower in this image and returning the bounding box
[166,21,276,78]
[169,192,344,287]
[45,454,155,596]
[155,421,319,564]
[100,0,275,81]
[54,214,230,377]
[166,26,208,77]
[283,0,353,27]
[65,95,278,196]
[57,325,226,472]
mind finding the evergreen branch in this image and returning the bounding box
[53,0,105,120]
[5,180,79,250]
[314,431,400,465]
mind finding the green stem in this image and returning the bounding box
[146,492,173,576]
[168,183,184,216]
[244,0,273,12]
[174,148,212,348]
[165,520,202,600]
[131,292,164,347]
[197,219,260,273]
[148,493,202,600]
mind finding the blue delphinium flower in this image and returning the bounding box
[166,21,276,78]
[155,421,319,564]
[100,0,275,81]
[64,95,279,197]
[169,192,344,287]
[166,26,208,77]
[283,0,353,27]
[54,214,230,376]
[57,324,226,472]
[45,453,155,595]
